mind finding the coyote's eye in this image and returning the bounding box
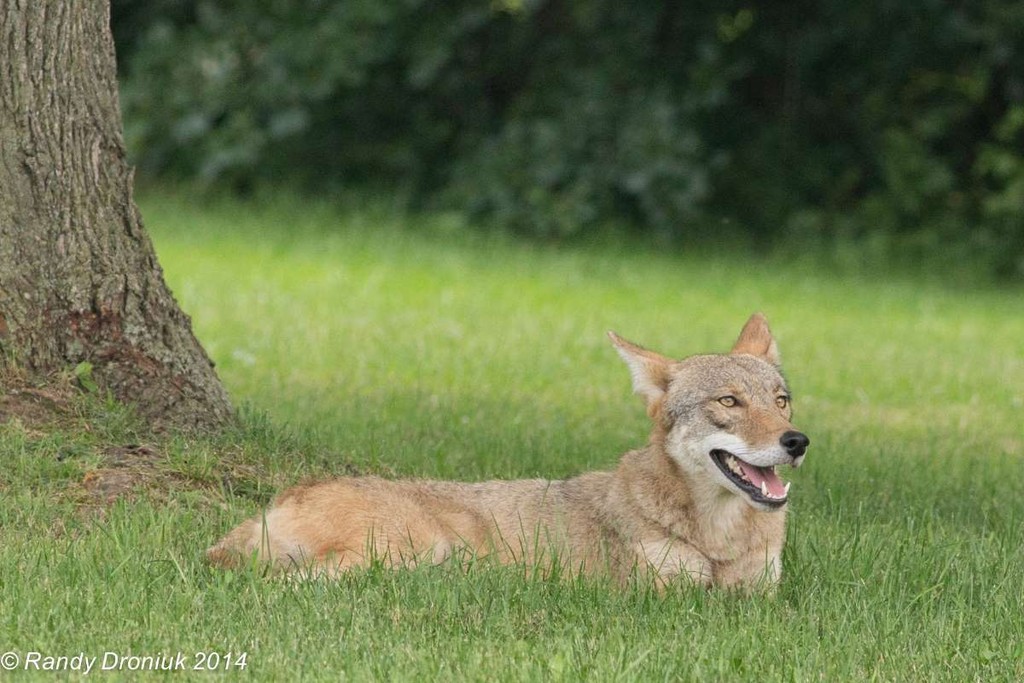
[718,396,738,407]
[776,395,789,409]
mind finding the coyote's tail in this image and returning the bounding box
[205,518,260,568]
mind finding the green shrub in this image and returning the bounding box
[112,0,1024,278]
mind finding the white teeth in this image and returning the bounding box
[726,455,744,476]
[762,482,790,500]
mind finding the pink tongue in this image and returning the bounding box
[739,461,787,497]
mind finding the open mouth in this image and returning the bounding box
[710,449,789,507]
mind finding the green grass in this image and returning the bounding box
[1,190,1022,680]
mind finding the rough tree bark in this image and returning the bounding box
[0,1,233,430]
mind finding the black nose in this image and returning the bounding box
[780,431,809,457]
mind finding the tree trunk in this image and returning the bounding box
[0,1,233,430]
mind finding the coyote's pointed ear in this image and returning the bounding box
[608,331,673,405]
[731,312,781,367]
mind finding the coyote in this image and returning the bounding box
[207,313,809,590]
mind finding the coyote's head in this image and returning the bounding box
[609,313,809,512]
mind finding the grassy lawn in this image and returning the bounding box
[1,190,1022,680]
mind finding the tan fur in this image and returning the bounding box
[207,313,808,591]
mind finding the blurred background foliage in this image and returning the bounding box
[112,0,1024,279]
